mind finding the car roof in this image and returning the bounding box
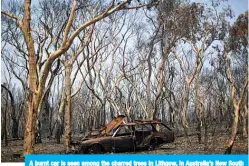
[120,121,162,126]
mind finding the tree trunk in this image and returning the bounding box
[197,122,202,143]
[1,121,4,140]
[40,92,50,139]
[194,77,202,144]
[4,98,8,146]
[242,104,248,138]
[166,92,176,128]
[204,117,208,150]
[102,101,106,126]
[49,103,53,138]
[224,76,248,153]
[146,48,153,119]
[182,80,190,144]
[225,105,239,154]
[22,0,38,155]
[161,98,165,122]
[24,61,37,154]
[10,89,19,139]
[92,99,97,129]
[169,106,175,128]
[1,84,18,138]
[64,60,72,153]
[12,119,19,139]
[153,55,167,120]
[56,92,65,144]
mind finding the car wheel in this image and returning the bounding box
[88,144,102,154]
[148,138,158,151]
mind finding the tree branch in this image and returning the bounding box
[1,11,21,21]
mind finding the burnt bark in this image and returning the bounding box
[3,98,8,146]
[1,84,18,138]
[224,105,239,154]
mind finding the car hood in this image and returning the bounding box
[100,115,126,135]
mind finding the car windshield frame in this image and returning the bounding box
[112,125,133,137]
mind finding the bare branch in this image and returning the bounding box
[1,11,21,21]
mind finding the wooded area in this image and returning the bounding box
[1,0,248,161]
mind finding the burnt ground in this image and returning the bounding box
[1,130,248,162]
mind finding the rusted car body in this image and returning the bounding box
[71,118,175,154]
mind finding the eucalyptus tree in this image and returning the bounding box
[223,10,248,154]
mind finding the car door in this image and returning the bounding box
[111,125,135,152]
[134,124,153,147]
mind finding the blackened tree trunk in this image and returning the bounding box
[1,123,4,141]
[4,98,8,146]
[1,84,18,138]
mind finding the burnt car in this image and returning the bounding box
[71,119,175,154]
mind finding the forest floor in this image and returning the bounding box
[1,130,248,162]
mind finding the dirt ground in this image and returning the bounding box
[1,131,248,162]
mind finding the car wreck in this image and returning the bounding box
[70,116,175,154]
